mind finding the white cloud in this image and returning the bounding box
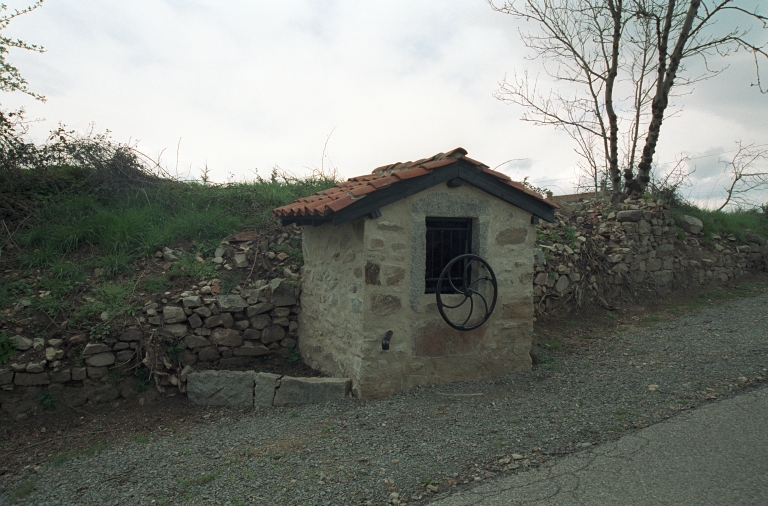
[1,0,766,200]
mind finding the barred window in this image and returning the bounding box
[424,218,472,294]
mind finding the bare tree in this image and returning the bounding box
[716,141,768,210]
[0,1,45,100]
[623,0,768,195]
[490,0,768,198]
[491,0,628,196]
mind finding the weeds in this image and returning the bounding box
[166,342,185,364]
[218,272,239,294]
[36,391,57,410]
[10,479,38,501]
[71,344,85,367]
[50,450,78,465]
[71,282,134,327]
[540,340,563,351]
[286,348,303,364]
[97,251,133,278]
[0,278,33,308]
[49,260,84,281]
[170,254,216,281]
[31,295,69,318]
[180,470,221,488]
[82,442,108,457]
[0,331,19,365]
[135,367,154,392]
[88,323,111,340]
[19,247,58,269]
[640,315,664,327]
[144,275,167,294]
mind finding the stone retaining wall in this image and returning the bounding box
[533,196,768,313]
[3,197,767,417]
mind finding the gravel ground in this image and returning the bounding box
[2,290,767,506]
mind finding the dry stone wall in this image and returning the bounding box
[0,279,303,418]
[4,196,768,417]
[533,196,768,314]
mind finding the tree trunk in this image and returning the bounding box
[606,0,624,197]
[629,0,701,197]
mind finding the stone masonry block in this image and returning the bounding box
[254,372,280,407]
[272,376,351,407]
[187,370,255,407]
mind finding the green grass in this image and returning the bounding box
[71,281,135,326]
[10,479,38,501]
[49,260,84,281]
[97,251,134,278]
[144,275,167,294]
[16,178,336,269]
[133,434,150,443]
[0,278,33,308]
[30,294,69,318]
[670,204,768,244]
[18,247,59,269]
[169,254,217,281]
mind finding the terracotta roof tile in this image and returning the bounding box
[273,148,557,219]
[392,167,431,180]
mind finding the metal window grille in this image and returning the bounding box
[424,218,472,294]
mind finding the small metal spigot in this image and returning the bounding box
[382,330,393,351]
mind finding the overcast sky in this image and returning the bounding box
[3,0,767,207]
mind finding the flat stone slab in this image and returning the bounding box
[254,372,280,407]
[187,370,254,407]
[273,376,351,407]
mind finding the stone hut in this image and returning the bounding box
[273,148,557,399]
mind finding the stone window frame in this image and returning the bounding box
[424,217,473,294]
[408,191,490,312]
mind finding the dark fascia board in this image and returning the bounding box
[280,160,556,226]
[457,164,556,222]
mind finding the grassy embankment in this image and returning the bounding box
[1,150,766,351]
[0,158,336,346]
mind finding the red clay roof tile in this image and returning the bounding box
[272,148,556,219]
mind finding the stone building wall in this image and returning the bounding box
[299,182,538,399]
[298,221,365,380]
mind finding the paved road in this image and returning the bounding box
[431,385,768,506]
